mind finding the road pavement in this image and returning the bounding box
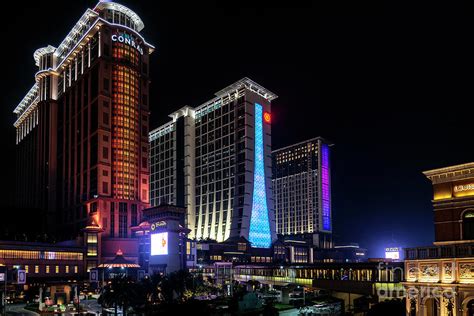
[5,304,39,315]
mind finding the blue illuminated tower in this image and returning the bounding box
[248,104,273,248]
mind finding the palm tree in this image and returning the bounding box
[99,275,140,315]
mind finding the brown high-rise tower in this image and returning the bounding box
[13,1,154,267]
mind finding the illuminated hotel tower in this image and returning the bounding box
[150,78,277,247]
[272,138,333,247]
[13,2,154,265]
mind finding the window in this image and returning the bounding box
[25,265,29,274]
[103,78,110,92]
[110,202,115,237]
[463,211,474,240]
[90,202,98,213]
[119,202,128,238]
[66,266,69,273]
[131,204,138,227]
[35,266,39,274]
[74,266,78,274]
[87,244,98,257]
[103,112,109,125]
[87,234,98,243]
[103,147,109,159]
[46,266,50,274]
[55,266,59,274]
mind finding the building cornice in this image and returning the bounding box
[423,163,474,184]
[215,77,278,101]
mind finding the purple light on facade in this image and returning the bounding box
[321,144,331,231]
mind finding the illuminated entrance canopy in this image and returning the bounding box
[112,33,144,55]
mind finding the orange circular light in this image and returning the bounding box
[264,112,271,123]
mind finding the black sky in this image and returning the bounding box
[0,1,472,256]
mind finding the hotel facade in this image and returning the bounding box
[150,78,277,248]
[13,1,154,267]
[403,163,474,316]
[272,138,332,248]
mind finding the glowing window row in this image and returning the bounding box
[25,265,79,274]
[0,250,83,261]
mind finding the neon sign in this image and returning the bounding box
[111,33,144,55]
[263,112,271,124]
[454,184,474,193]
[150,221,167,231]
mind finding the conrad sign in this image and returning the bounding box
[111,33,144,55]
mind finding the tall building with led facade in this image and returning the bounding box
[13,1,154,266]
[272,138,332,247]
[150,78,277,247]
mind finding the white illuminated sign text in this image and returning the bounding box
[111,33,144,55]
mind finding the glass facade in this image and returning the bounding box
[150,125,175,206]
[112,60,140,200]
[194,100,237,241]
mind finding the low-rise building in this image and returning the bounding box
[403,163,474,316]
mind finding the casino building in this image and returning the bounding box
[403,163,474,316]
[149,78,277,248]
[13,1,154,267]
[272,138,333,247]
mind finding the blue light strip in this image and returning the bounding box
[249,103,272,248]
[321,144,331,231]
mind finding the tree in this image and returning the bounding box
[99,275,145,315]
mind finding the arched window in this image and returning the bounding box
[463,212,474,240]
[467,299,474,316]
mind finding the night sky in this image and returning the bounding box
[0,1,472,256]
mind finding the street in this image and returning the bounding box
[81,298,102,314]
[5,304,39,315]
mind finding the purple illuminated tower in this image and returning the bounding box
[272,138,333,248]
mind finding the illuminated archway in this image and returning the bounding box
[461,296,474,316]
[422,297,439,316]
